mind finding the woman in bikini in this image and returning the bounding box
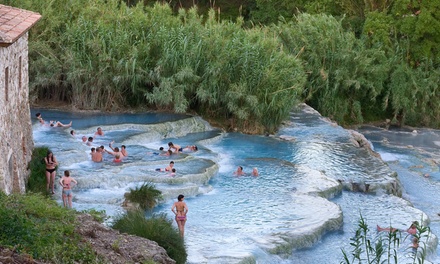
[44,151,58,194]
[171,194,188,237]
[59,170,77,208]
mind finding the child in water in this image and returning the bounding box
[113,154,122,163]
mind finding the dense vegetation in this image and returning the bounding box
[0,192,100,263]
[4,0,440,131]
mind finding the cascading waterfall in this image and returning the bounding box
[31,106,439,264]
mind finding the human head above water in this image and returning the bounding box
[178,194,184,201]
[64,170,70,177]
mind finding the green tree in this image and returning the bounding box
[276,14,388,124]
[391,0,440,64]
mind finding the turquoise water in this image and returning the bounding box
[31,107,439,263]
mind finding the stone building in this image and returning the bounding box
[0,5,41,194]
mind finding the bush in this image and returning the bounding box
[27,147,51,195]
[112,210,187,264]
[125,182,163,210]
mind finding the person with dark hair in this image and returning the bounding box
[86,136,94,146]
[105,145,124,159]
[70,130,75,136]
[156,161,175,172]
[109,141,128,157]
[234,166,245,176]
[165,161,175,171]
[120,145,128,157]
[59,170,77,208]
[49,120,72,128]
[168,142,183,153]
[94,127,104,137]
[171,194,188,237]
[36,113,45,124]
[92,146,103,162]
[44,151,58,194]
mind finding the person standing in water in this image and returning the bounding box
[44,151,58,194]
[59,170,77,208]
[171,194,188,238]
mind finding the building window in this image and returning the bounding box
[5,67,9,101]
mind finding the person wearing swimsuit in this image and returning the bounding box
[44,151,58,194]
[171,194,188,238]
[168,142,182,153]
[59,170,77,208]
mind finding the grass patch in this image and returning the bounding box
[0,192,100,263]
[112,210,187,264]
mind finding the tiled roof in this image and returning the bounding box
[0,4,41,45]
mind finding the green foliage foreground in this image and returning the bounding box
[112,210,187,264]
[0,192,99,263]
[341,215,432,264]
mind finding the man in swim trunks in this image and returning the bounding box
[168,142,183,153]
[91,147,103,162]
[59,170,77,208]
[171,194,188,237]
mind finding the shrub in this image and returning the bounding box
[112,210,187,264]
[125,182,163,210]
[26,147,50,194]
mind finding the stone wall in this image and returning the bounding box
[0,32,34,194]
